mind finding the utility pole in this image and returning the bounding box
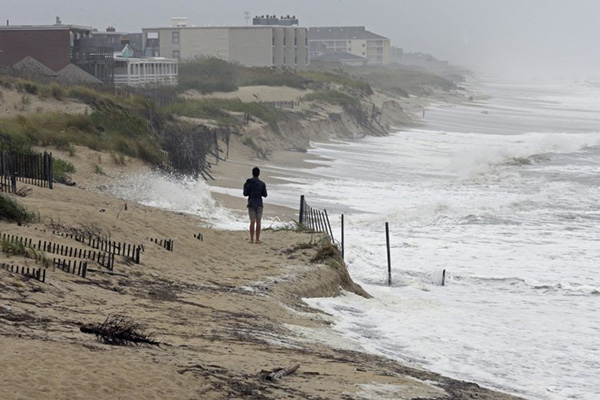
[244,11,250,26]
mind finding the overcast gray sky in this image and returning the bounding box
[6,0,600,78]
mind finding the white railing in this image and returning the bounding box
[114,73,178,87]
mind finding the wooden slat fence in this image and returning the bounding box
[148,238,174,251]
[53,259,88,278]
[298,195,335,243]
[53,231,142,264]
[0,152,17,193]
[0,262,46,283]
[0,151,53,191]
[0,233,115,271]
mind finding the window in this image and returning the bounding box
[172,50,180,59]
[172,31,180,44]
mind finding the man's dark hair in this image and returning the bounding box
[252,167,260,177]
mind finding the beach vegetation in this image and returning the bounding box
[0,80,166,164]
[310,239,344,267]
[52,158,76,184]
[299,71,373,95]
[302,89,361,110]
[351,66,456,97]
[0,239,49,266]
[0,193,38,223]
[178,57,240,93]
[93,164,104,174]
[166,98,289,126]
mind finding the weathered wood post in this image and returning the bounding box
[299,195,305,226]
[386,222,392,286]
[324,209,334,243]
[341,214,345,260]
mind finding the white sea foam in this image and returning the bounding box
[289,80,600,400]
[105,79,600,400]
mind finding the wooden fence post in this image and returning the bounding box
[386,222,392,286]
[341,214,344,260]
[299,195,305,226]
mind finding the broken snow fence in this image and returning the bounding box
[53,231,142,264]
[298,195,335,244]
[0,232,116,272]
[0,262,46,283]
[0,151,53,193]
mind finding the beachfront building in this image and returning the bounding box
[142,18,308,70]
[307,26,391,66]
[0,21,116,84]
[81,27,144,58]
[0,22,93,71]
[113,45,178,87]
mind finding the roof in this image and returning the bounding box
[12,56,58,76]
[0,24,93,33]
[141,25,302,31]
[308,26,387,41]
[314,52,366,61]
[57,64,103,84]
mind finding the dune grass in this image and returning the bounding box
[0,193,38,223]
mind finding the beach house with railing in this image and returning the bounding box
[113,44,178,87]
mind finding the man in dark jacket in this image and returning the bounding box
[243,167,268,243]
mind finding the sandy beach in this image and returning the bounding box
[0,85,521,399]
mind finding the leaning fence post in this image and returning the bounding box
[324,209,334,243]
[386,222,392,286]
[299,195,305,226]
[341,214,345,260]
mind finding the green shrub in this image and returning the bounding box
[16,81,38,95]
[300,71,373,95]
[178,57,240,93]
[0,194,38,222]
[52,158,76,184]
[302,90,361,109]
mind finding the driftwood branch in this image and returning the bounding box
[80,313,160,346]
[260,363,300,382]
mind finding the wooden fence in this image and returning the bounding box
[1,232,115,271]
[149,238,174,251]
[53,231,142,264]
[0,151,53,192]
[0,153,17,193]
[298,195,335,243]
[0,262,46,283]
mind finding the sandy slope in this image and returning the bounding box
[0,86,520,399]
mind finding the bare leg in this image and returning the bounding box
[249,219,256,243]
[255,219,262,243]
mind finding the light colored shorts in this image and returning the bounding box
[248,206,263,220]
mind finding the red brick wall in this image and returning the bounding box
[0,30,71,71]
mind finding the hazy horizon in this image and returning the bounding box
[5,0,600,80]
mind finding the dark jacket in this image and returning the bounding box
[243,177,267,208]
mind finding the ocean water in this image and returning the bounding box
[107,79,600,400]
[267,79,600,400]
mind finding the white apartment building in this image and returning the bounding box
[308,26,391,66]
[142,24,308,70]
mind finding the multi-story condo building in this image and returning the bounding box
[142,18,308,70]
[308,26,391,66]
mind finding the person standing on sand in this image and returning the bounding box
[243,167,267,244]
